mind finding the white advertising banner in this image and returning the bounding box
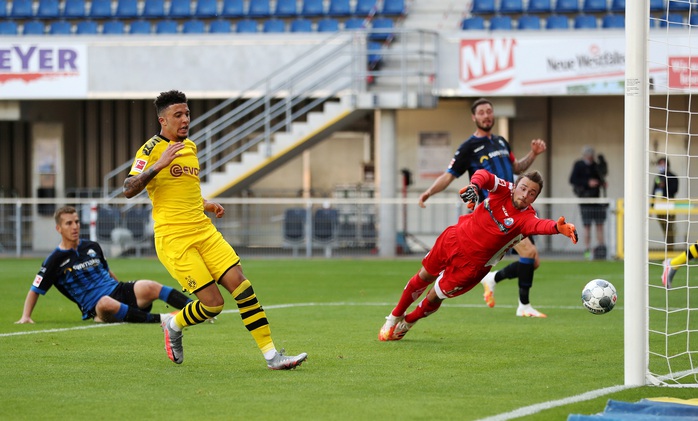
[0,43,88,99]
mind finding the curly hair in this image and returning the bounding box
[154,90,187,116]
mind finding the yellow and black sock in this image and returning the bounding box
[174,300,223,329]
[233,279,275,356]
[671,242,698,267]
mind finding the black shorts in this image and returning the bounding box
[580,204,607,226]
[87,281,152,318]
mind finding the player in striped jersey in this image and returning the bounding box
[418,98,548,317]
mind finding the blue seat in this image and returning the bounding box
[610,0,625,12]
[155,19,178,33]
[195,0,218,18]
[0,0,6,17]
[290,18,313,32]
[490,15,513,30]
[317,17,339,31]
[583,0,607,13]
[650,0,665,11]
[355,0,377,16]
[668,0,690,11]
[344,17,365,29]
[301,0,324,16]
[169,0,191,18]
[89,0,113,18]
[283,208,307,244]
[236,19,258,32]
[602,13,624,28]
[471,0,495,14]
[10,0,33,18]
[573,14,596,28]
[328,0,352,16]
[263,18,285,32]
[123,206,150,241]
[381,0,405,15]
[547,15,570,29]
[182,19,205,33]
[49,20,73,34]
[220,0,245,17]
[369,17,393,40]
[63,0,86,18]
[36,0,60,19]
[0,20,19,35]
[500,0,524,14]
[115,0,139,18]
[142,0,166,18]
[76,20,99,34]
[97,206,121,241]
[555,0,580,13]
[103,20,126,34]
[660,13,685,27]
[313,208,339,243]
[461,16,485,30]
[209,19,232,33]
[518,15,541,30]
[129,20,152,33]
[527,0,552,13]
[691,14,698,26]
[248,0,271,17]
[23,20,45,34]
[274,0,297,17]
[367,41,382,67]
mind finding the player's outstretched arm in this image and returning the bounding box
[459,184,480,210]
[513,139,546,174]
[15,290,40,324]
[556,216,578,244]
[418,172,457,208]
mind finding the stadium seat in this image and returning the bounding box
[691,14,698,26]
[610,0,625,12]
[301,0,324,16]
[102,20,126,34]
[547,15,570,29]
[262,18,285,32]
[195,0,218,18]
[142,0,166,19]
[527,0,552,13]
[236,19,258,32]
[283,208,306,256]
[313,208,339,257]
[209,19,232,33]
[344,17,366,30]
[182,19,205,33]
[274,0,297,17]
[63,0,86,18]
[97,206,121,242]
[367,41,382,67]
[90,0,113,18]
[602,13,624,28]
[115,0,139,18]
[49,20,72,34]
[123,207,150,241]
[76,20,99,34]
[9,0,33,18]
[461,16,485,30]
[518,15,541,30]
[369,17,393,40]
[500,0,524,14]
[582,0,607,13]
[168,0,192,18]
[317,17,339,31]
[573,14,597,28]
[290,18,313,32]
[248,0,271,18]
[36,0,60,19]
[328,0,352,16]
[355,0,378,16]
[0,20,19,35]
[155,19,178,33]
[489,15,513,30]
[129,20,152,33]
[0,0,6,18]
[660,13,685,27]
[471,0,496,14]
[381,0,405,16]
[554,0,580,13]
[220,0,245,18]
[23,20,45,34]
[650,0,665,11]
[668,0,690,11]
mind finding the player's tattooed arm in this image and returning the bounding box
[123,168,159,198]
[514,138,546,174]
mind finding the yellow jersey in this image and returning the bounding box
[128,135,209,236]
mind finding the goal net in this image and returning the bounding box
[629,0,698,387]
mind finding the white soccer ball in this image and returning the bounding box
[581,279,617,315]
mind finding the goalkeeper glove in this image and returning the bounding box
[459,184,479,210]
[556,216,578,244]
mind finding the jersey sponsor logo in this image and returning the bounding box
[142,137,161,156]
[87,249,97,257]
[504,217,514,227]
[133,159,147,173]
[32,274,43,287]
[170,164,199,177]
[73,257,100,271]
[459,38,516,92]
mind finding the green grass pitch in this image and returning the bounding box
[0,257,695,420]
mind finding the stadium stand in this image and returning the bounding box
[381,0,405,16]
[328,0,352,16]
[263,18,285,32]
[220,0,245,18]
[313,208,339,257]
[236,18,258,32]
[691,13,698,26]
[63,0,86,18]
[169,0,192,19]
[115,0,139,19]
[554,0,580,13]
[283,208,306,256]
[76,19,99,34]
[461,16,485,30]
[182,19,206,33]
[499,0,524,14]
[317,17,340,31]
[142,0,166,19]
[668,0,691,11]
[610,0,625,13]
[583,0,608,13]
[275,0,298,17]
[248,0,271,18]
[195,0,219,18]
[602,13,624,28]
[547,14,570,29]
[89,0,113,19]
[660,12,685,27]
[650,0,665,11]
[301,0,324,17]
[369,17,393,40]
[344,17,366,29]
[527,0,552,13]
[367,40,382,68]
[489,15,513,30]
[36,0,60,19]
[23,20,45,34]
[290,18,313,32]
[471,0,496,15]
[518,15,541,30]
[129,19,152,33]
[103,19,126,34]
[155,18,178,33]
[0,0,6,17]
[573,14,597,29]
[0,20,19,34]
[49,19,72,34]
[209,19,232,32]
[10,0,33,18]
[355,0,378,16]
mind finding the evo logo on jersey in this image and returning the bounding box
[170,164,199,177]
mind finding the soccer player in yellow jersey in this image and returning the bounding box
[124,90,307,369]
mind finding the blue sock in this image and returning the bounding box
[114,303,129,321]
[158,285,174,301]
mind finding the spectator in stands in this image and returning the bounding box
[16,206,191,324]
[123,90,307,369]
[569,146,607,260]
[418,98,549,318]
[379,169,578,341]
[652,157,679,250]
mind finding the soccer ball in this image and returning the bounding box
[581,279,617,315]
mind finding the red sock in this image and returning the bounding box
[391,273,432,317]
[405,297,442,323]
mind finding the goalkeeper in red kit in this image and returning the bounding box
[379,169,578,341]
